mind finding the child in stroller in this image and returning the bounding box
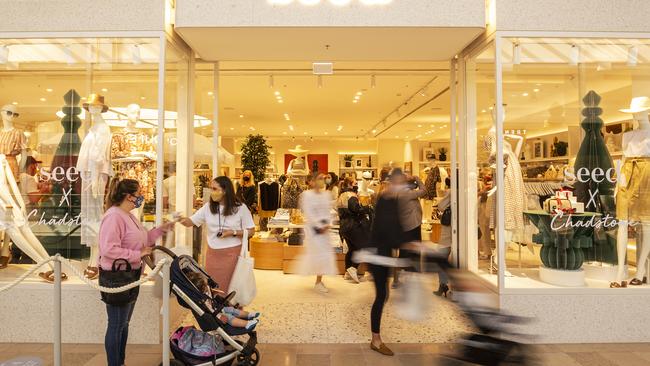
[185,271,261,331]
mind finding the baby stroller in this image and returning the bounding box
[145,246,260,366]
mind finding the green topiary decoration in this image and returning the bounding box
[240,134,272,184]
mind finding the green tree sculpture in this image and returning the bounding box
[240,134,272,184]
[574,90,617,264]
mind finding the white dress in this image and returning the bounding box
[76,121,113,248]
[297,189,338,276]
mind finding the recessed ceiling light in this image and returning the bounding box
[324,132,328,135]
[40,98,46,102]
[283,131,287,135]
[303,132,308,135]
[101,88,108,92]
[11,102,17,105]
[356,91,362,96]
[207,91,213,96]
[353,100,358,103]
[140,96,146,100]
[443,125,447,128]
[289,125,294,131]
[276,95,282,100]
[533,88,540,92]
[230,127,234,130]
[522,92,529,96]
[481,109,487,113]
[274,91,280,96]
[284,113,290,121]
[46,88,53,93]
[430,124,434,127]
[372,129,377,134]
[488,106,493,110]
[354,96,360,100]
[417,124,422,128]
[395,135,399,138]
[249,127,256,131]
[337,125,343,131]
[239,114,244,118]
[278,99,284,103]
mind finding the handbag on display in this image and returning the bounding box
[228,225,257,306]
[440,207,452,226]
[287,231,303,245]
[98,258,142,306]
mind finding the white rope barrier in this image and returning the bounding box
[0,255,169,294]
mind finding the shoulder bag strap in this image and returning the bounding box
[239,214,249,258]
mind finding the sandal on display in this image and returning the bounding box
[609,281,627,288]
[629,278,644,286]
[84,266,99,280]
[0,255,9,269]
[38,270,68,283]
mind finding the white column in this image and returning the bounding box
[450,58,459,267]
[212,62,220,179]
[175,52,193,247]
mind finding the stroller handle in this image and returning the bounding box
[142,245,178,269]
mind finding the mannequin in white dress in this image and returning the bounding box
[613,97,650,287]
[77,94,112,279]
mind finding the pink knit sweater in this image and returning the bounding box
[98,206,164,270]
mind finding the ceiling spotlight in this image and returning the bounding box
[140,96,146,100]
[46,88,53,93]
[569,44,579,66]
[419,89,427,97]
[337,125,343,131]
[370,74,376,88]
[283,131,287,135]
[522,92,529,96]
[533,88,540,92]
[289,125,294,131]
[417,124,422,128]
[481,109,487,113]
[11,102,17,105]
[354,95,360,100]
[0,45,8,64]
[284,113,290,121]
[356,91,363,96]
[207,91,214,96]
[628,45,639,67]
[513,43,521,65]
[303,132,308,135]
[131,44,142,65]
[40,97,46,102]
[274,91,280,96]
[101,88,108,92]
[372,129,377,134]
[278,100,284,104]
[239,114,244,118]
[353,100,358,104]
[249,126,256,131]
[269,75,275,88]
[324,132,329,135]
[230,127,234,130]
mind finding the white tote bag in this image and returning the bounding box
[228,224,257,306]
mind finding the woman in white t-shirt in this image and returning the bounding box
[180,176,255,291]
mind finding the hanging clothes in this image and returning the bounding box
[423,166,440,200]
[281,178,303,209]
[0,128,26,179]
[111,131,156,201]
[259,181,280,211]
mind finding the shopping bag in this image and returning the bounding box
[228,226,257,306]
[395,271,432,322]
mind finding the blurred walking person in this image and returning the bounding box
[337,177,371,283]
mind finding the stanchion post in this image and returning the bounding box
[162,260,170,366]
[53,255,62,366]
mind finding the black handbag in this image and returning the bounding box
[440,207,452,226]
[99,258,142,306]
[287,232,303,245]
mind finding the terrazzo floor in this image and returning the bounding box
[183,269,473,344]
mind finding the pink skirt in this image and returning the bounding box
[205,245,242,292]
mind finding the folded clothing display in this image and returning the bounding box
[543,190,585,214]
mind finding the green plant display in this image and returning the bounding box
[240,134,272,184]
[438,147,448,161]
[343,154,353,167]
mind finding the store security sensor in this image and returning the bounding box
[313,62,333,75]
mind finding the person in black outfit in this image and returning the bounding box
[337,177,371,283]
[367,168,409,357]
[236,170,257,214]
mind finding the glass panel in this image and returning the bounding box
[500,37,650,289]
[464,42,498,281]
[0,37,160,276]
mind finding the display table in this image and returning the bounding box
[282,244,346,274]
[250,237,284,270]
[524,210,599,271]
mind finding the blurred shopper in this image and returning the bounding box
[236,170,257,214]
[298,173,338,293]
[393,172,426,288]
[326,171,339,199]
[366,168,410,356]
[434,177,452,297]
[337,177,371,283]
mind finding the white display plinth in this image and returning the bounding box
[583,263,626,282]
[539,266,585,287]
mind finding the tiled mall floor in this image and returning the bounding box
[4,342,650,365]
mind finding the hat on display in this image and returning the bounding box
[288,145,309,155]
[620,96,650,114]
[82,94,109,113]
[362,171,372,179]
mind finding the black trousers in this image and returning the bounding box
[370,264,389,334]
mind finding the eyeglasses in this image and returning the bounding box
[1,110,19,118]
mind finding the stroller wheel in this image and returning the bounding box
[236,348,260,366]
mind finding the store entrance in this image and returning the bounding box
[188,60,462,343]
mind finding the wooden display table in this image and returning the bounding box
[282,243,346,274]
[250,237,284,270]
[430,222,442,242]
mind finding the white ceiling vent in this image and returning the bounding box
[312,62,334,75]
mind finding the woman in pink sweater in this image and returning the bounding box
[99,178,175,366]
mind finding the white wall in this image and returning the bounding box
[0,0,165,32]
[496,0,650,32]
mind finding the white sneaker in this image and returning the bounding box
[314,282,329,293]
[346,267,360,283]
[344,272,352,280]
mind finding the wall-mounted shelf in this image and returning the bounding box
[520,156,569,164]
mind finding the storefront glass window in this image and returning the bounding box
[0,37,160,268]
[500,37,650,288]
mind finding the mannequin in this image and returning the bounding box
[286,145,309,176]
[0,104,27,268]
[613,97,650,287]
[77,94,113,279]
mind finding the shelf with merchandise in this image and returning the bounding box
[519,156,569,164]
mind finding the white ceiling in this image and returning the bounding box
[177,27,483,61]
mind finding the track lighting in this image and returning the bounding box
[131,44,142,65]
[569,44,579,66]
[513,43,521,65]
[628,46,639,67]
